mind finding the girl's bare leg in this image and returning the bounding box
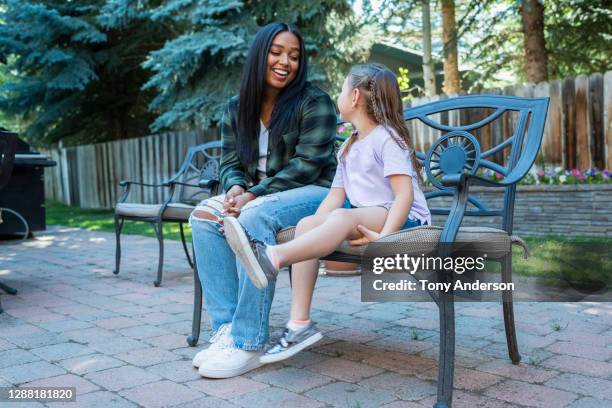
[288,214,327,321]
[273,207,388,269]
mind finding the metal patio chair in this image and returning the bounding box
[187,95,548,408]
[114,140,221,287]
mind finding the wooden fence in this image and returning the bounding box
[42,130,219,209]
[406,71,612,170]
[42,71,612,209]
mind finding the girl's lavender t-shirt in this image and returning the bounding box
[331,125,431,225]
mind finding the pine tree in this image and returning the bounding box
[1,0,367,143]
[142,0,369,132]
[0,0,172,145]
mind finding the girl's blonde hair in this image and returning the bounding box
[340,63,422,181]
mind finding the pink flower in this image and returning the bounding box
[495,172,503,180]
[536,169,545,177]
[337,125,346,133]
[571,168,581,177]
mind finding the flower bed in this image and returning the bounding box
[515,166,608,185]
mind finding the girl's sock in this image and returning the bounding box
[287,319,311,331]
[265,245,280,271]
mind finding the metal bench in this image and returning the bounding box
[188,95,549,408]
[113,140,221,286]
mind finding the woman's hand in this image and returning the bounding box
[224,185,246,215]
[348,225,382,246]
[223,192,256,217]
[224,185,246,206]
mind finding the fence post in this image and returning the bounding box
[574,75,592,169]
[601,71,612,170]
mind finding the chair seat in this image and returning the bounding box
[115,202,194,221]
[276,225,528,261]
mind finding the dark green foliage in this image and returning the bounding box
[545,0,611,79]
[143,0,368,131]
[0,0,173,145]
[0,0,366,144]
[458,0,611,87]
[363,0,611,89]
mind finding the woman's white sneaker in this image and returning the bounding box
[192,323,233,368]
[198,346,263,378]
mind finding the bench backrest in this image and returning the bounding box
[404,95,549,234]
[174,140,222,204]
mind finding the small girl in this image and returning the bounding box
[223,63,431,363]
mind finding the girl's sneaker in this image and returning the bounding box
[223,216,278,289]
[260,322,323,364]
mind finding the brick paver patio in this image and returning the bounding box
[1,226,611,407]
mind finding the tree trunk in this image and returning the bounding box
[441,0,461,94]
[520,0,548,83]
[421,0,436,96]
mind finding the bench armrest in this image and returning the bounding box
[119,180,171,188]
[198,178,219,190]
[117,179,177,205]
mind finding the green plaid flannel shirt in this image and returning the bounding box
[219,83,338,197]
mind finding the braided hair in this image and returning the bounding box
[340,64,421,180]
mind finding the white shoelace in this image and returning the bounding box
[209,323,233,349]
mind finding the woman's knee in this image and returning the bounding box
[237,207,276,238]
[190,211,223,240]
[191,210,221,223]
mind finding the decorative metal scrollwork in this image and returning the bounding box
[425,130,481,189]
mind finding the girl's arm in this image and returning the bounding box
[349,175,413,245]
[315,187,346,216]
[379,175,413,236]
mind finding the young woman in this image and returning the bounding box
[223,64,431,363]
[189,23,337,378]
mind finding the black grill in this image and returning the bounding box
[0,130,56,236]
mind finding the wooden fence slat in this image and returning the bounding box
[574,75,591,169]
[105,143,111,207]
[562,78,577,168]
[589,73,605,170]
[81,146,88,207]
[157,134,164,202]
[87,145,95,208]
[76,146,84,207]
[96,144,105,208]
[145,136,153,204]
[547,80,564,166]
[534,81,551,163]
[137,137,144,204]
[605,71,612,170]
[109,141,116,206]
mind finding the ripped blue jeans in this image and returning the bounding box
[189,185,329,351]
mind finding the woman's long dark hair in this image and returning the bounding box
[236,22,308,166]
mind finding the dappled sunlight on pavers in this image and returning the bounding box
[0,226,611,407]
